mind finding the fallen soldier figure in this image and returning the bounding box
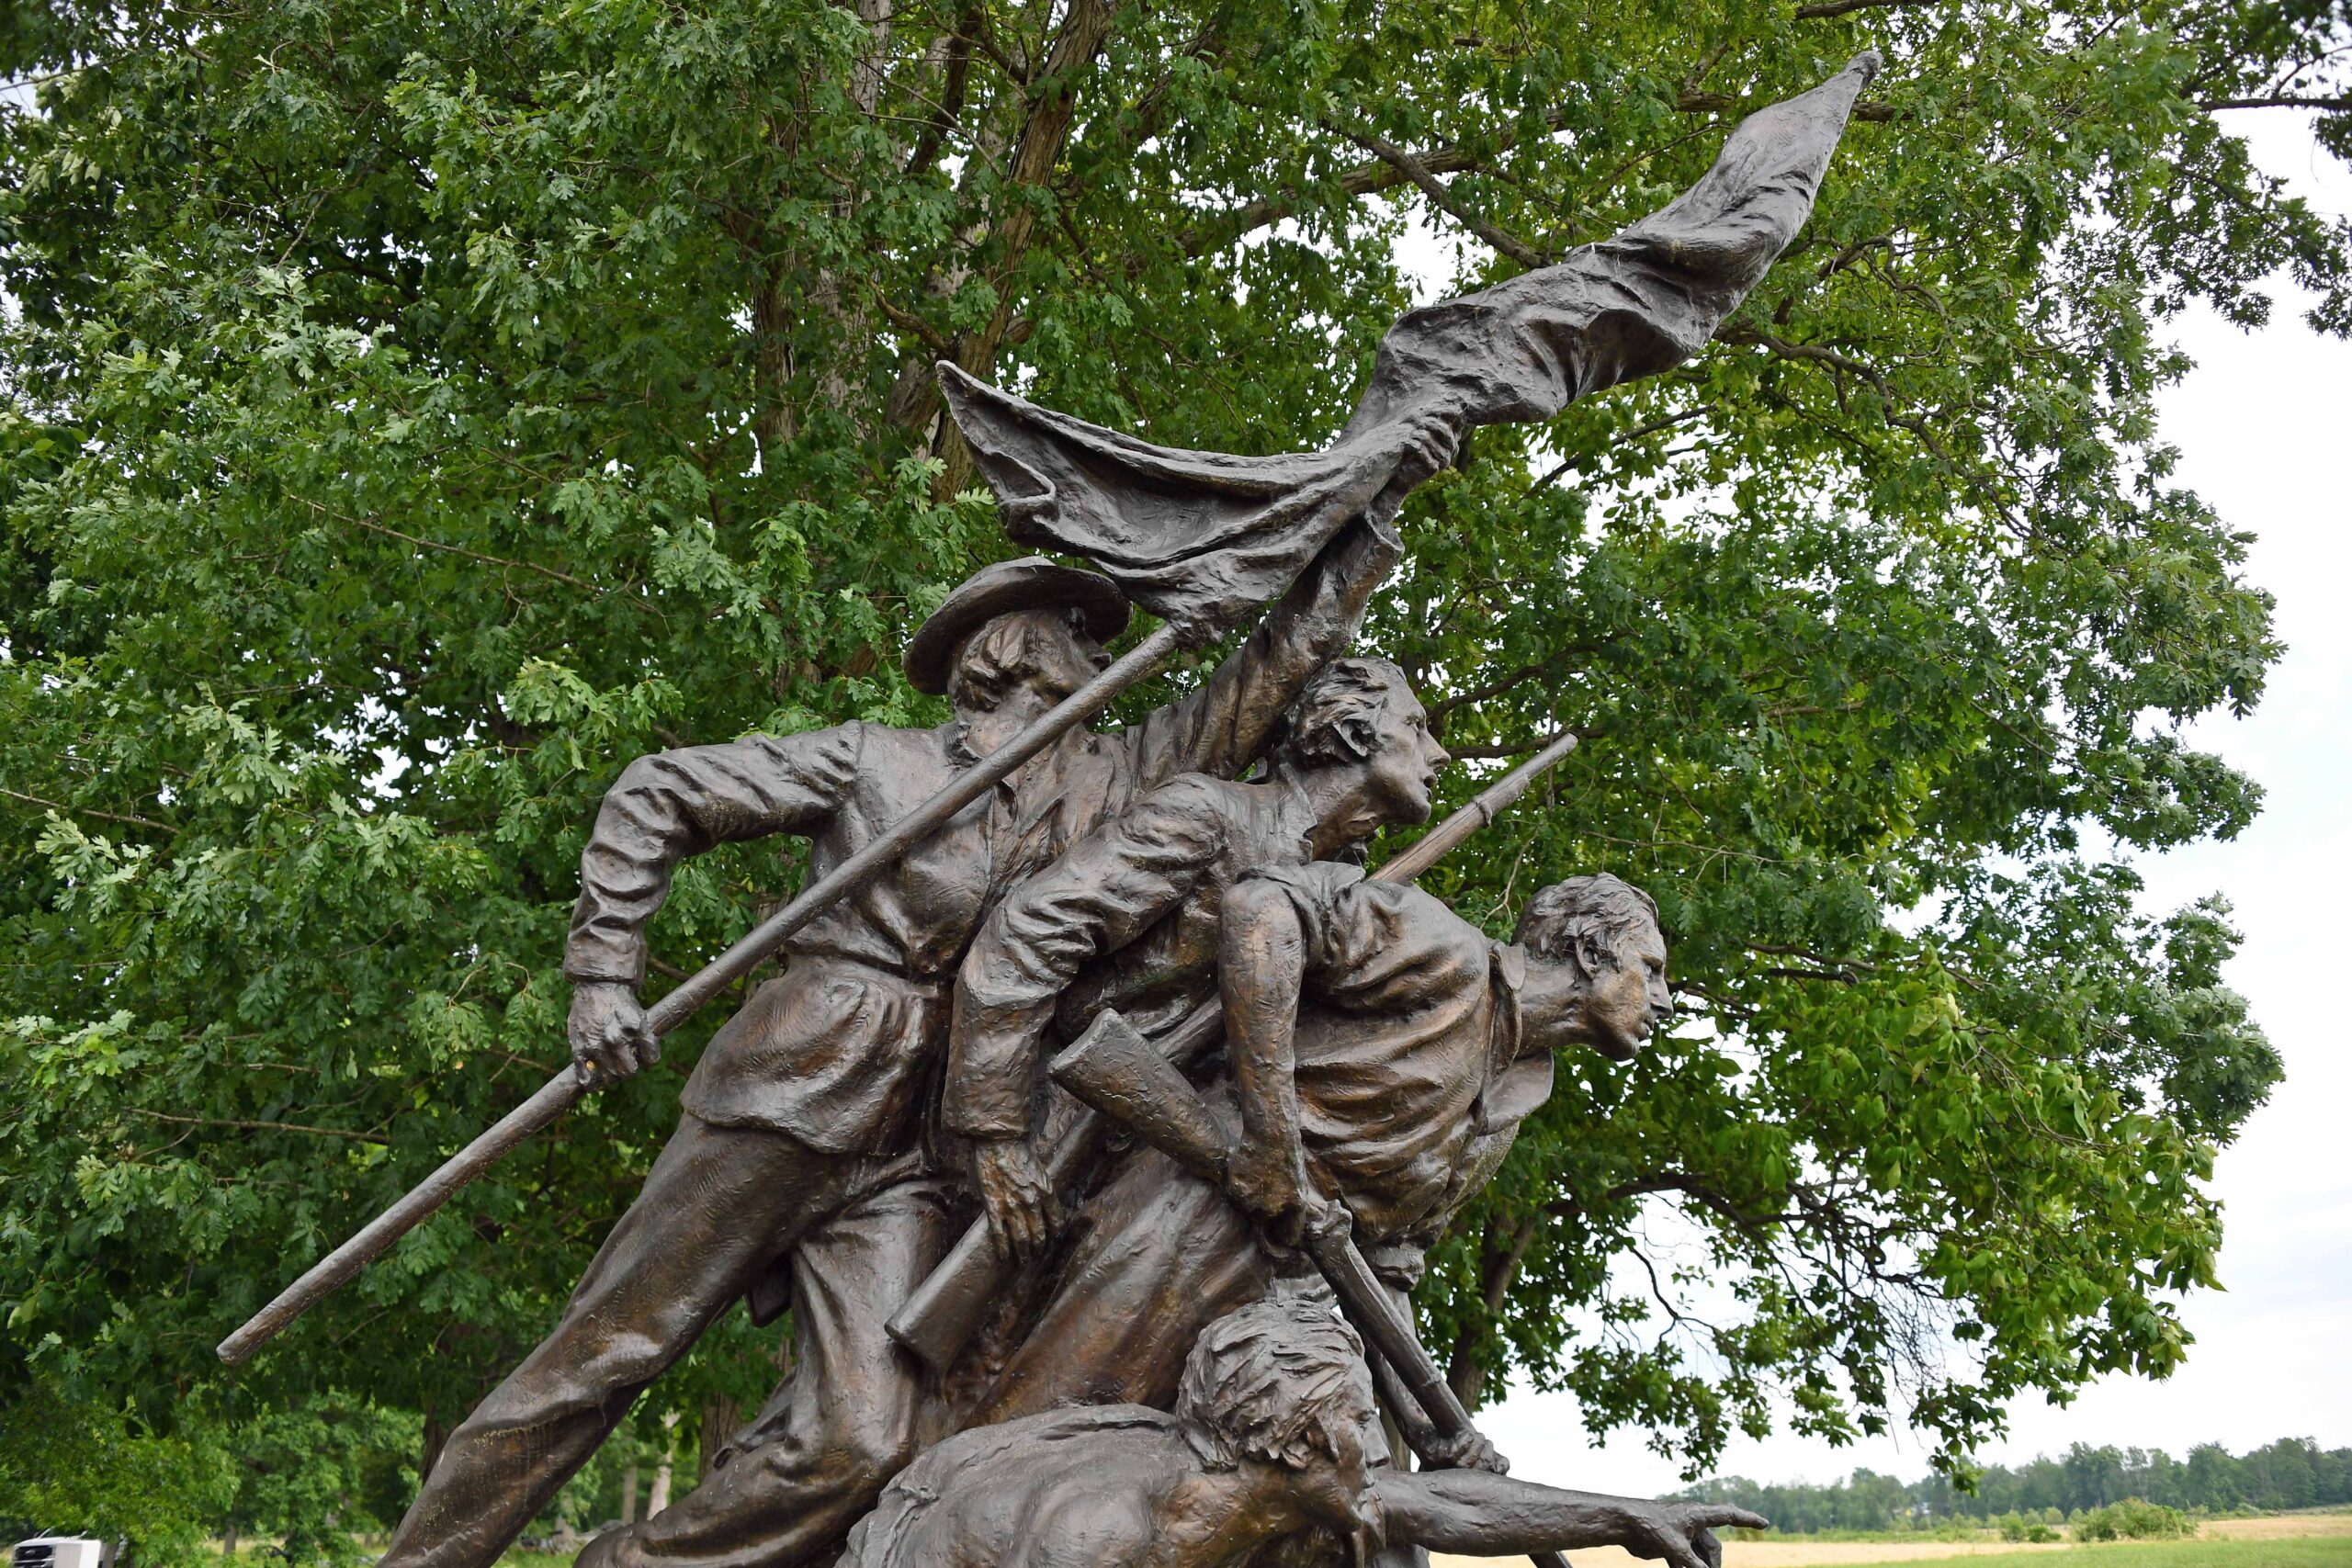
[835,1292,1765,1568]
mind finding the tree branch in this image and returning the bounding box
[1340,127,1551,268]
[903,11,978,176]
[0,786,174,833]
[1443,728,1583,761]
[1182,106,1577,255]
[2199,95,2352,111]
[1184,70,1895,259]
[1792,0,1937,17]
[127,1110,390,1145]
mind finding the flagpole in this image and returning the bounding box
[217,620,1187,1367]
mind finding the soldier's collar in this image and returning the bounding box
[1490,943,1527,1067]
[1272,773,1321,857]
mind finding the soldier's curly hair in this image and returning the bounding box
[1514,873,1661,977]
[1177,1293,1374,1473]
[1270,657,1412,773]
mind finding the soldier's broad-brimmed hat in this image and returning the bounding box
[904,556,1131,695]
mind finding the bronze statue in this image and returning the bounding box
[226,51,1896,1568]
[578,652,1460,1568]
[384,533,1396,1568]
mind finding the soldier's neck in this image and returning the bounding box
[1282,766,1380,861]
[1515,959,1593,1055]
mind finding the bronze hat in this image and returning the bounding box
[903,556,1131,695]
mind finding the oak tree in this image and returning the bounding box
[3,0,2337,1517]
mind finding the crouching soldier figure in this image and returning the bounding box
[967,865,1673,1427]
[941,655,1453,1263]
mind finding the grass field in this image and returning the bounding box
[482,1507,2352,1568]
[1430,1512,2352,1568]
[1889,1539,2352,1568]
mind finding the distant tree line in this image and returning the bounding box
[1677,1438,2352,1532]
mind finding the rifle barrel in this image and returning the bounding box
[1374,731,1577,885]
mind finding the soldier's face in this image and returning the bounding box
[1288,1388,1382,1540]
[1585,919,1672,1059]
[1360,685,1451,826]
[1521,915,1672,1060]
[951,613,1110,755]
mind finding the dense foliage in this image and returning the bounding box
[4,0,2344,1542]
[1679,1437,2352,1531]
[1,1385,418,1565]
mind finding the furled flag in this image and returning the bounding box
[940,51,1883,629]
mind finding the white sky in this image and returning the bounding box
[1467,109,2352,1494]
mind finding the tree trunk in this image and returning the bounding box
[750,269,798,468]
[1446,1216,1538,1410]
[698,1395,746,1483]
[647,1456,672,1518]
[420,1405,451,1489]
[647,1411,678,1517]
[619,1460,639,1526]
[930,0,1121,496]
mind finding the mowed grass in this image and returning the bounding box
[1898,1540,2352,1568]
[499,1511,2352,1568]
[1434,1517,2352,1568]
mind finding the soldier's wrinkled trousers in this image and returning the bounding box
[378,1112,952,1568]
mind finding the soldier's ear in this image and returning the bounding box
[1575,930,1617,978]
[1331,712,1378,762]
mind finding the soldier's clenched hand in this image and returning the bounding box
[570,981,657,1084]
[974,1137,1057,1263]
[1230,1134,1325,1247]
[1425,1425,1510,1477]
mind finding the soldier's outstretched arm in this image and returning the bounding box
[563,726,863,1077]
[1377,1470,1767,1568]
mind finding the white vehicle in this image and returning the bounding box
[12,1540,107,1568]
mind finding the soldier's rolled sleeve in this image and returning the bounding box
[944,776,1230,1140]
[564,727,862,987]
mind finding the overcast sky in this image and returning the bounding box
[1469,109,2352,1495]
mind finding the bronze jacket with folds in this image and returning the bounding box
[942,770,1325,1142]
